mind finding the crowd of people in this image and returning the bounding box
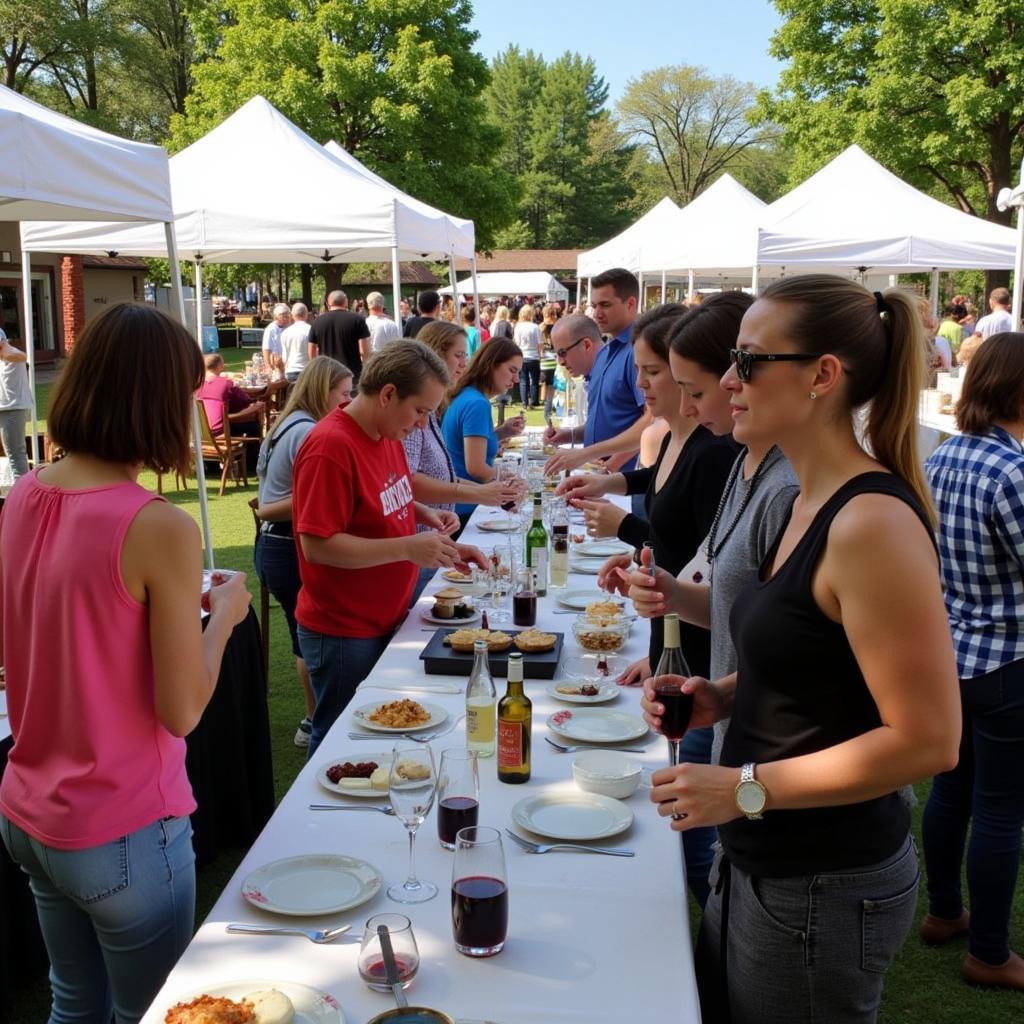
[1,262,1022,1024]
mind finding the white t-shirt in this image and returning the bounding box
[975,308,1013,339]
[262,321,285,355]
[932,335,953,371]
[279,321,311,376]
[0,330,31,411]
[514,321,541,359]
[366,313,401,351]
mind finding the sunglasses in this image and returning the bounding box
[729,348,819,383]
[554,337,586,359]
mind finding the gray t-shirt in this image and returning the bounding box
[704,447,799,764]
[0,330,31,411]
[256,411,317,505]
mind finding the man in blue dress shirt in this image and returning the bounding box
[544,267,650,473]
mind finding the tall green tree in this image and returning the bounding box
[1,0,68,90]
[617,65,775,205]
[174,0,516,268]
[485,45,545,178]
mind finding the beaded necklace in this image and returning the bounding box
[704,445,778,566]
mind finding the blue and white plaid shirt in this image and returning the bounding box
[926,426,1024,679]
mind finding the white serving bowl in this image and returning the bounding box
[572,749,642,799]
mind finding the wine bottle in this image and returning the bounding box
[465,639,496,758]
[550,500,569,589]
[655,613,691,678]
[654,614,693,743]
[525,494,548,596]
[497,652,531,784]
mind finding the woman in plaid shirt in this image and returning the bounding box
[922,331,1024,991]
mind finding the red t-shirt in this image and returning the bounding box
[292,407,417,637]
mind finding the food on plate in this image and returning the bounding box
[443,568,473,583]
[325,761,378,783]
[432,586,475,620]
[369,765,390,790]
[248,990,295,1024]
[570,533,586,545]
[575,629,626,653]
[367,699,431,728]
[395,759,431,781]
[556,683,600,696]
[164,995,255,1024]
[513,628,557,653]
[585,600,623,621]
[446,628,513,652]
[551,710,573,726]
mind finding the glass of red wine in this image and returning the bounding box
[451,825,509,957]
[437,748,480,850]
[653,677,694,769]
[358,914,420,991]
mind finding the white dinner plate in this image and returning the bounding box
[352,701,447,733]
[316,753,393,798]
[242,854,382,916]
[168,979,345,1024]
[547,682,619,704]
[511,792,633,841]
[546,708,648,743]
[569,559,603,575]
[442,569,476,585]
[420,606,481,626]
[574,540,633,558]
[478,518,519,533]
[556,589,613,611]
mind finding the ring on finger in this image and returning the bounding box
[671,800,688,822]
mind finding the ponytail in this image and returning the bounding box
[760,274,935,526]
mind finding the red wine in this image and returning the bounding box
[438,796,480,846]
[655,685,694,741]
[512,591,536,626]
[359,953,418,987]
[501,500,516,511]
[452,875,508,954]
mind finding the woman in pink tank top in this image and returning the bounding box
[0,303,251,1024]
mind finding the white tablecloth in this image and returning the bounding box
[141,501,700,1024]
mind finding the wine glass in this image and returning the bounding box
[652,677,694,770]
[387,742,438,903]
[437,748,480,849]
[451,826,509,957]
[358,914,420,991]
[489,546,512,624]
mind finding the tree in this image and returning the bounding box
[761,0,1024,287]
[617,65,774,205]
[174,0,516,277]
[1,0,68,90]
[484,45,545,178]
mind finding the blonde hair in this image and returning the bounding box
[517,304,535,323]
[417,320,467,360]
[494,305,510,322]
[760,274,934,525]
[359,339,448,397]
[270,356,350,439]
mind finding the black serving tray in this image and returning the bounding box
[419,628,564,679]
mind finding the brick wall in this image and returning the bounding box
[61,255,85,353]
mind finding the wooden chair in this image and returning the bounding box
[248,497,271,677]
[196,399,248,496]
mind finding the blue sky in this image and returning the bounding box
[469,0,786,104]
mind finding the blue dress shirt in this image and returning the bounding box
[583,327,645,469]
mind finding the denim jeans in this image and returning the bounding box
[697,836,918,1024]
[0,814,195,1024]
[0,407,30,480]
[921,656,1024,964]
[297,625,391,758]
[519,359,540,407]
[253,532,302,657]
[680,726,715,908]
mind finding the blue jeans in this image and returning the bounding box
[0,407,30,480]
[921,656,1024,964]
[297,625,391,758]
[254,532,302,657]
[0,814,195,1024]
[519,358,540,406]
[680,726,715,908]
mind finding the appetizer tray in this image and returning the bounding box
[419,628,565,679]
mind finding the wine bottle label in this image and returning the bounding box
[466,701,495,744]
[532,548,547,583]
[497,720,524,767]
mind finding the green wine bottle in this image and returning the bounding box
[525,494,548,596]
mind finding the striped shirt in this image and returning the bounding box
[925,426,1024,678]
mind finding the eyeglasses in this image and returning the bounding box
[729,348,819,383]
[554,337,587,359]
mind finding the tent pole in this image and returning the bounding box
[194,258,204,344]
[447,254,459,311]
[390,246,401,326]
[660,269,666,304]
[20,250,40,467]
[687,269,694,300]
[1014,202,1024,331]
[165,224,214,570]
[470,253,481,326]
[638,272,644,313]
[575,276,581,311]
[929,268,940,317]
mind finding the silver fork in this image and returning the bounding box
[308,803,395,815]
[225,922,351,943]
[544,737,646,755]
[407,713,465,743]
[504,828,634,857]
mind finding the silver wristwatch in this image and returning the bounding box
[735,762,767,820]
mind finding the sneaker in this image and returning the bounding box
[293,717,312,748]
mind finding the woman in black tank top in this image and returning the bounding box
[641,276,960,1024]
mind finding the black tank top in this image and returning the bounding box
[719,472,936,877]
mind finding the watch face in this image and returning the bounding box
[737,780,766,815]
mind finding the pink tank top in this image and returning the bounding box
[0,470,196,849]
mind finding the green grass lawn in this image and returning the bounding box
[7,347,1023,1022]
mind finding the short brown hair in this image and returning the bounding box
[358,339,448,397]
[990,287,1011,307]
[48,302,203,474]
[591,267,639,303]
[417,320,467,360]
[956,331,1024,434]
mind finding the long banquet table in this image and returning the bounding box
[141,500,701,1024]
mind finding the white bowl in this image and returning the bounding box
[572,750,642,799]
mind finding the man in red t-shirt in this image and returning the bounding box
[292,340,486,756]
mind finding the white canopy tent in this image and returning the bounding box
[22,96,478,327]
[439,271,569,303]
[754,146,1018,305]
[0,84,214,565]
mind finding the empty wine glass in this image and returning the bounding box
[489,546,512,624]
[387,742,438,904]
